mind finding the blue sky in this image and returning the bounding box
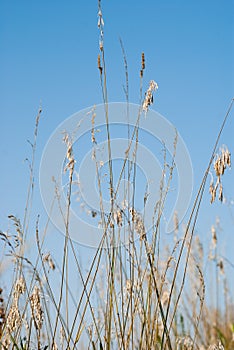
[0,0,234,290]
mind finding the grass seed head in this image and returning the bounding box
[142,80,159,113]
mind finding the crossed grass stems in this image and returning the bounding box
[1,1,234,349]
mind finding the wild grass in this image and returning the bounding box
[0,1,234,349]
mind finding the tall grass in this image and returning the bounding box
[0,1,234,349]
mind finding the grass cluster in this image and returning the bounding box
[0,1,234,349]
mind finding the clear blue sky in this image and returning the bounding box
[0,0,233,287]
